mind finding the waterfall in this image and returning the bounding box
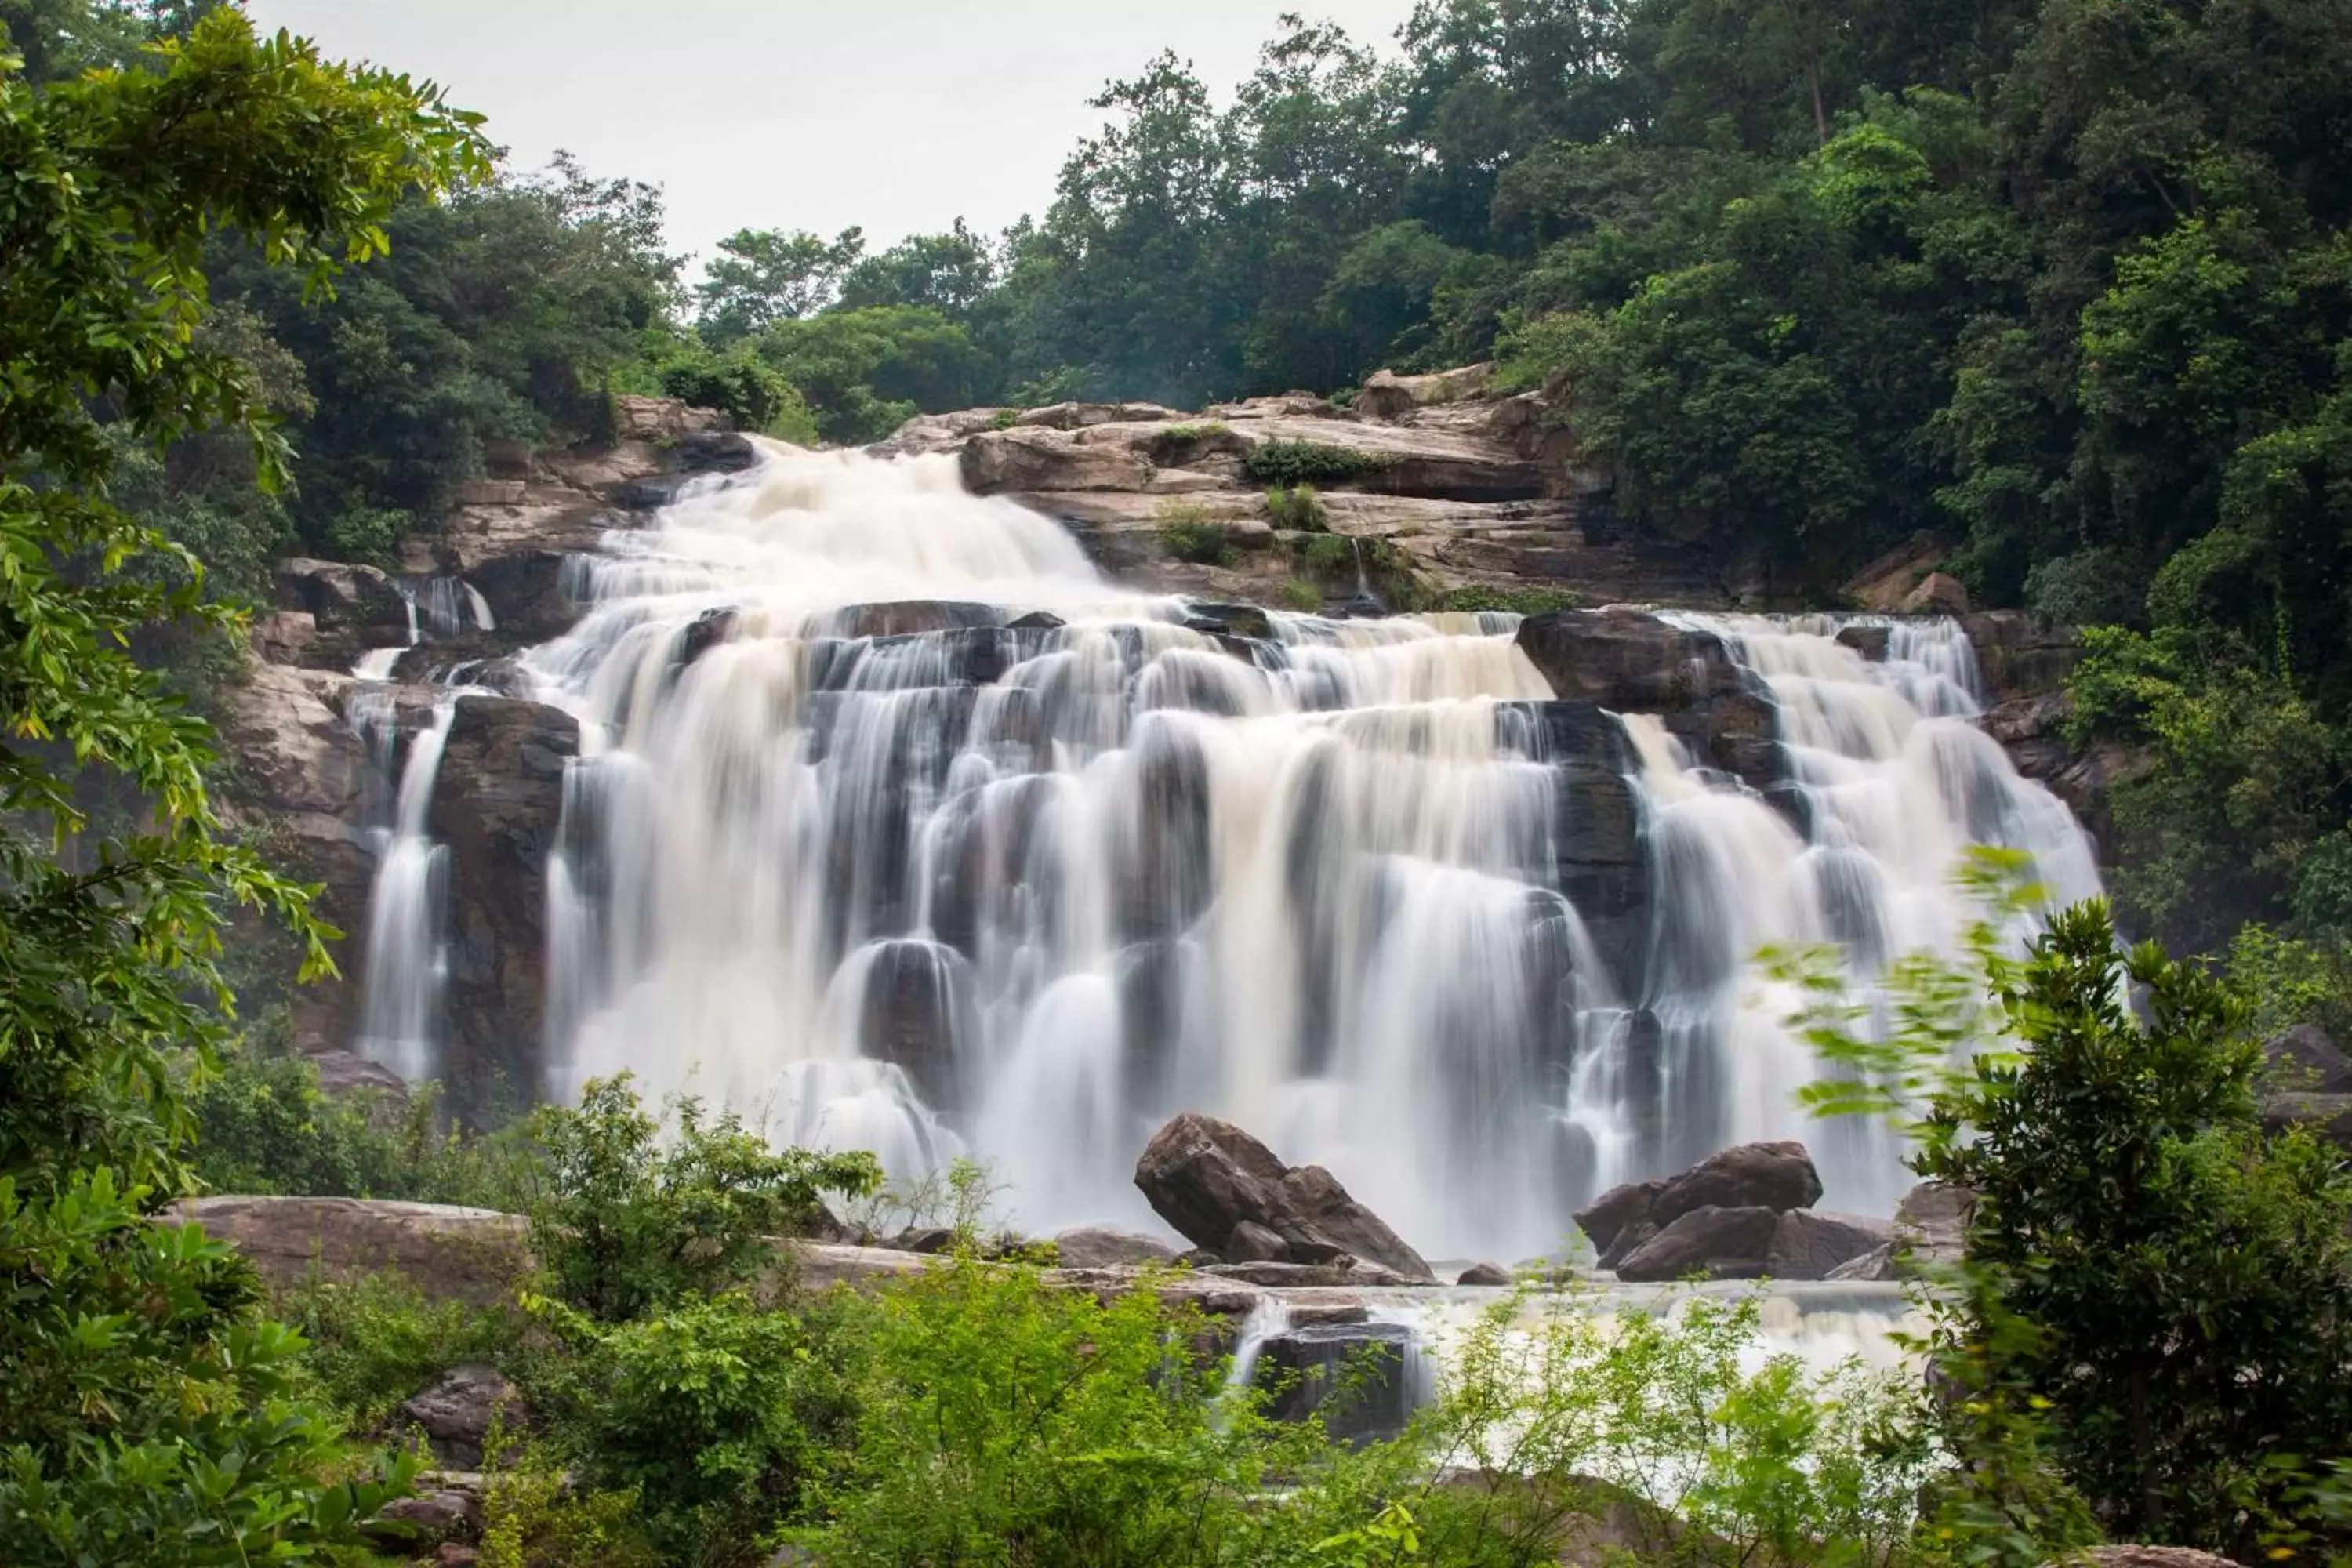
[351,696,459,1083]
[373,437,2104,1259]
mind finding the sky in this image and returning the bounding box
[245,1,1424,267]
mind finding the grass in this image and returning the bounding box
[1263,484,1329,532]
[1158,503,1236,566]
[1276,579,1323,612]
[1427,585,1583,615]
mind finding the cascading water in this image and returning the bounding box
[350,695,458,1083]
[349,437,2101,1259]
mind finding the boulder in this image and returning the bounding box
[176,1196,529,1304]
[1901,571,1971,615]
[961,426,1155,493]
[1356,364,1494,422]
[1133,1112,1435,1282]
[307,1048,412,1106]
[1228,1219,1292,1264]
[2056,1549,2241,1568]
[1051,1225,1178,1269]
[612,394,728,441]
[1825,1243,1896,1283]
[1512,610,1779,789]
[1573,1178,1663,1263]
[2265,1022,2352,1094]
[1251,1321,1420,1443]
[2263,1092,2352,1152]
[366,1484,481,1548]
[1613,1206,1782,1282]
[397,1365,529,1468]
[1652,1141,1823,1227]
[1894,1181,1974,1268]
[1457,1261,1513,1287]
[1764,1210,1894,1281]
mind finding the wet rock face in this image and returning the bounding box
[1133,1112,1435,1282]
[855,939,974,1106]
[1254,1320,1421,1443]
[1512,609,1780,790]
[426,695,579,1124]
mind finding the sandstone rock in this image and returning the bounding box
[307,1047,411,1105]
[437,1544,481,1568]
[1900,571,1971,615]
[613,394,728,441]
[454,479,528,507]
[397,1365,528,1468]
[1252,1321,1419,1442]
[1834,623,1892,662]
[366,1486,481,1548]
[1356,363,1494,421]
[1015,400,1180,430]
[1457,1261,1513,1287]
[2266,1022,2352,1094]
[426,695,579,1123]
[1614,1206,1781,1282]
[961,426,1155,493]
[1134,1112,1435,1282]
[1764,1210,1894,1281]
[176,1196,530,1303]
[1652,1141,1823,1227]
[2056,1548,2241,1568]
[1842,536,1946,612]
[1051,1225,1178,1269]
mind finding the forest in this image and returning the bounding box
[2,1,2350,1565]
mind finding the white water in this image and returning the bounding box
[340,439,2101,1258]
[350,696,459,1083]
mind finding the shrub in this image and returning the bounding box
[1428,585,1582,615]
[658,347,816,443]
[1264,483,1330,531]
[1242,438,1396,487]
[1157,503,1236,566]
[2223,924,2352,1057]
[525,1075,882,1322]
[476,1428,659,1568]
[530,1291,826,1564]
[985,407,1021,430]
[1294,532,1359,575]
[280,1271,527,1428]
[322,503,412,566]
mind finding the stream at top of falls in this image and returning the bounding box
[354,438,2101,1263]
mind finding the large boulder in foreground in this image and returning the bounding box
[1615,1206,1780,1282]
[1133,1112,1435,1282]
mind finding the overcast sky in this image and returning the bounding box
[245,2,1422,268]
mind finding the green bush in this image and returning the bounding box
[1294,532,1359,575]
[2224,924,2352,1049]
[532,1291,828,1564]
[1264,482,1330,531]
[1277,578,1323,612]
[1427,584,1583,615]
[526,1075,881,1322]
[280,1271,526,1428]
[1242,438,1396,488]
[322,503,412,567]
[657,346,816,442]
[1157,504,1236,566]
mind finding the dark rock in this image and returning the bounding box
[1513,609,1780,789]
[1613,1205,1782,1282]
[674,605,737,671]
[1133,1112,1436,1282]
[1764,1210,1894,1281]
[1051,1225,1178,1269]
[1835,624,1892,662]
[1204,1259,1354,1287]
[677,429,757,472]
[889,1226,957,1255]
[397,1365,528,1469]
[826,601,1003,638]
[1172,1247,1222,1269]
[426,696,580,1123]
[1573,1179,1662,1260]
[1457,1261,1513,1287]
[1007,609,1067,630]
[855,939,973,1106]
[1182,601,1275,641]
[2263,1093,2352,1152]
[1254,1322,1420,1443]
[2266,1023,2352,1094]
[1652,1141,1822,1228]
[365,1486,481,1548]
[1115,724,1215,942]
[1227,1219,1292,1264]
[615,473,702,511]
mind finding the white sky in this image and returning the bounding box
[245,1,1423,267]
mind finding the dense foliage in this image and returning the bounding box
[1784,880,2352,1560]
[0,7,485,1561]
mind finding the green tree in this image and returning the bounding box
[0,13,485,1560]
[696,225,866,343]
